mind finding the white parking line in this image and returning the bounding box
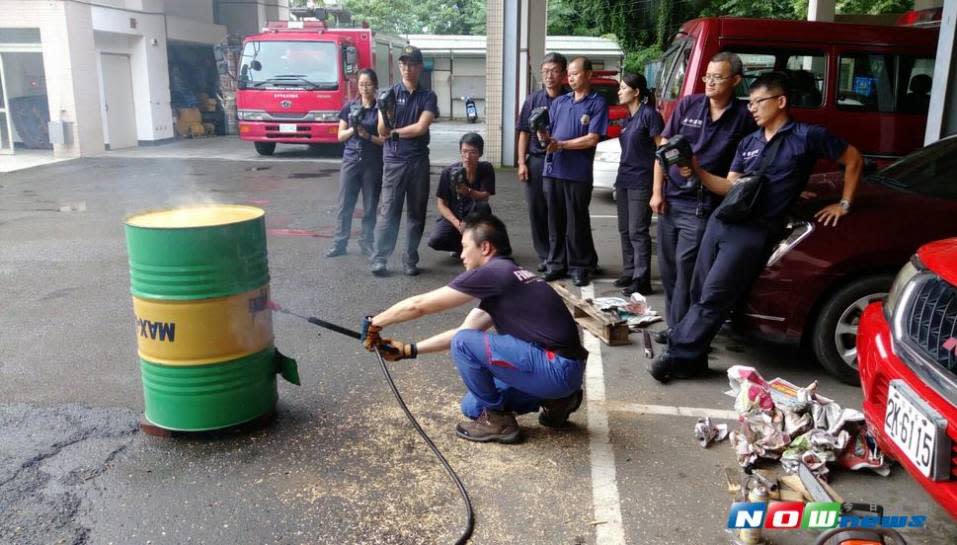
[605,401,738,421]
[581,284,627,545]
[590,214,618,219]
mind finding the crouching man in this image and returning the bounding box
[362,213,587,444]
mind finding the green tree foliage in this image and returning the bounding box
[288,0,486,35]
[549,0,916,74]
[837,0,912,15]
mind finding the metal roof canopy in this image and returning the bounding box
[408,34,623,57]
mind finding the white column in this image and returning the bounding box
[56,1,105,156]
[485,0,504,164]
[807,0,836,22]
[926,0,957,143]
[486,0,547,166]
[525,0,547,94]
[501,0,520,166]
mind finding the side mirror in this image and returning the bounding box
[344,46,359,74]
[250,60,262,72]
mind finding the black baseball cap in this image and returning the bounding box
[399,45,424,64]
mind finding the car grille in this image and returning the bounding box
[268,112,307,120]
[264,125,311,139]
[952,441,957,479]
[905,276,957,377]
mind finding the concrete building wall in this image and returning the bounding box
[0,0,105,157]
[91,6,174,144]
[163,0,215,23]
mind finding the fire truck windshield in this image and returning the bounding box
[240,41,339,89]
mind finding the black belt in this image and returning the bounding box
[549,346,588,362]
[528,152,546,158]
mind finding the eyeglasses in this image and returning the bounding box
[358,83,376,88]
[701,74,731,83]
[460,149,481,157]
[747,95,783,109]
[541,68,563,76]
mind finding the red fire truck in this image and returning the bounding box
[237,8,406,155]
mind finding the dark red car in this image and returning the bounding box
[858,237,957,518]
[590,70,627,139]
[735,136,957,384]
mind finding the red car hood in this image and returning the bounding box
[919,237,957,286]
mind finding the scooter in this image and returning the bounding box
[462,96,478,123]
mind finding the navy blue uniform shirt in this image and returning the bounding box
[729,121,848,223]
[517,87,569,156]
[662,94,755,210]
[449,256,584,356]
[616,104,665,189]
[436,161,496,219]
[384,82,439,163]
[338,100,381,163]
[543,91,608,183]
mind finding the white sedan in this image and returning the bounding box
[593,137,620,195]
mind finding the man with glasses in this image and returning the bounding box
[648,71,862,382]
[372,45,439,277]
[517,52,569,272]
[651,52,756,345]
[428,132,495,254]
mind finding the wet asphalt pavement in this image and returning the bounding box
[1,141,955,545]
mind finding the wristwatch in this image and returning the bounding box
[839,199,852,212]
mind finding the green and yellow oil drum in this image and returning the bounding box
[125,205,299,431]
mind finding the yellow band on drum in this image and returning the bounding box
[132,286,273,366]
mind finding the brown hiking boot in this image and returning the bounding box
[538,389,584,428]
[455,409,522,444]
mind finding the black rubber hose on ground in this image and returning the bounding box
[372,345,475,545]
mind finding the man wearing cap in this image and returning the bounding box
[372,45,439,277]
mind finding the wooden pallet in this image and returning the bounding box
[550,282,631,346]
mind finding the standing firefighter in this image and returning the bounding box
[517,52,569,272]
[371,45,438,277]
[539,56,608,287]
[361,214,587,444]
[651,52,756,345]
[649,71,863,382]
[326,68,384,258]
[612,73,664,297]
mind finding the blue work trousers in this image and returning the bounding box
[616,184,653,285]
[524,154,550,264]
[656,204,709,328]
[332,156,382,251]
[372,156,431,267]
[451,329,585,419]
[427,201,491,253]
[543,177,597,275]
[668,218,772,360]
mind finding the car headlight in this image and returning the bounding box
[765,220,814,267]
[307,110,340,123]
[884,256,924,323]
[597,151,620,163]
[237,109,268,121]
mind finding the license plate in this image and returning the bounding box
[279,123,298,133]
[884,380,951,480]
